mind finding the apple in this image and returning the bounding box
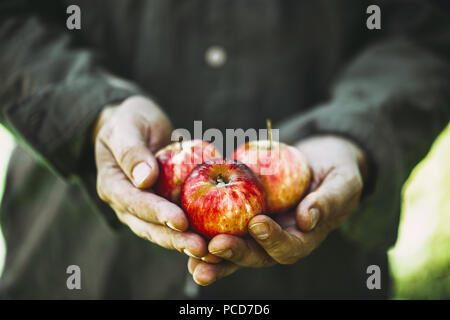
[233,121,310,214]
[181,159,266,238]
[155,139,221,203]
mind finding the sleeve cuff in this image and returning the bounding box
[4,72,144,229]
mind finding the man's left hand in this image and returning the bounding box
[188,135,368,286]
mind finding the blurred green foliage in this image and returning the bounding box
[0,124,15,275]
[0,123,449,298]
[388,123,450,299]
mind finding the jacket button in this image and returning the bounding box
[205,45,227,68]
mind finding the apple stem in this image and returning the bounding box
[266,118,272,150]
[178,136,183,150]
[216,174,225,185]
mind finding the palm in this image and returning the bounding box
[188,135,368,286]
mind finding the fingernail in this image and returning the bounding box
[132,162,151,186]
[166,221,183,232]
[201,255,222,263]
[249,223,269,240]
[183,249,201,259]
[210,249,232,259]
[193,275,212,287]
[309,208,320,230]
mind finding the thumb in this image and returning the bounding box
[296,167,363,232]
[100,122,159,189]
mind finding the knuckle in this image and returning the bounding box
[265,236,284,252]
[167,232,179,250]
[114,211,126,224]
[119,145,144,171]
[272,241,300,265]
[119,146,134,167]
[139,230,154,242]
[232,246,246,262]
[347,174,363,193]
[277,237,308,265]
[116,215,127,226]
[99,105,116,123]
[98,123,113,143]
[125,202,137,216]
[153,227,175,250]
[316,192,333,215]
[96,176,109,203]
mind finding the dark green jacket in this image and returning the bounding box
[0,0,449,299]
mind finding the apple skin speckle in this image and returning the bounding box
[234,140,311,214]
[181,159,266,238]
[155,140,221,203]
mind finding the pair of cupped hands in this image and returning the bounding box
[94,96,368,286]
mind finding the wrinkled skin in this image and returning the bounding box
[94,96,219,262]
[188,135,368,285]
[94,97,368,277]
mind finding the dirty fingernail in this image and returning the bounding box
[201,254,222,263]
[249,223,269,240]
[183,249,201,259]
[309,208,320,230]
[132,162,151,186]
[166,221,183,232]
[211,249,232,259]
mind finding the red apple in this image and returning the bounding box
[155,139,221,203]
[181,159,266,238]
[233,140,310,214]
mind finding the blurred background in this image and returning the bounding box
[0,122,449,299]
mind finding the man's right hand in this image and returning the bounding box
[93,95,208,259]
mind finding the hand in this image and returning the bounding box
[188,135,368,285]
[94,95,210,259]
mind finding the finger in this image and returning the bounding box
[117,211,207,258]
[296,206,321,233]
[208,234,274,267]
[248,215,308,264]
[192,261,240,286]
[296,167,363,232]
[188,257,202,275]
[98,119,159,189]
[274,212,328,257]
[96,142,189,231]
[188,255,223,276]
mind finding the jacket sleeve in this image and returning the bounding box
[278,1,450,251]
[0,1,142,226]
